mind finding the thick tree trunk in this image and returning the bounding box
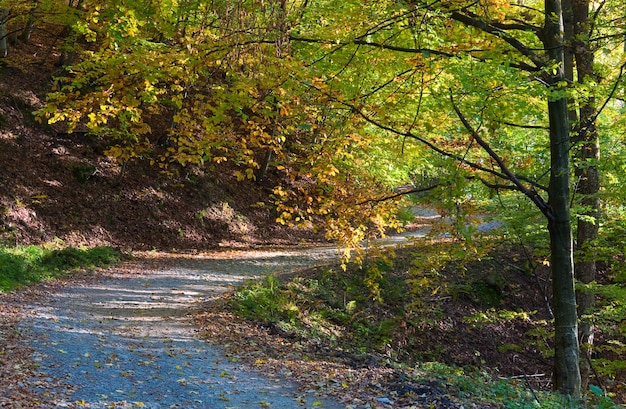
[544,0,582,398]
[572,0,599,391]
[547,96,581,398]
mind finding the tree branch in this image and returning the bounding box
[448,10,545,69]
[571,61,626,146]
[290,35,540,72]
[495,120,549,130]
[475,177,520,191]
[289,35,454,58]
[449,92,551,217]
[296,78,548,199]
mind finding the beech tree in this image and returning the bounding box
[378,0,583,393]
[287,0,624,397]
[566,0,598,390]
[39,0,406,254]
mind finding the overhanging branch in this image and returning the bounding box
[448,10,545,69]
[449,93,552,217]
[297,78,549,206]
[495,120,549,130]
[289,35,540,72]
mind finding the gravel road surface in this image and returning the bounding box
[21,247,347,409]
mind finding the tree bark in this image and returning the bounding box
[572,0,599,391]
[544,0,582,398]
[19,0,40,44]
[0,10,9,58]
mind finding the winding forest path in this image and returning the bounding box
[21,247,351,409]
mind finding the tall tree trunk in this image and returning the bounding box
[572,0,599,391]
[544,0,582,398]
[0,10,9,58]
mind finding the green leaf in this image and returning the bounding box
[589,384,603,397]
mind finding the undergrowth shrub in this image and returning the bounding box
[231,275,296,323]
[229,239,626,407]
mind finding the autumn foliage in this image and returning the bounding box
[4,0,626,400]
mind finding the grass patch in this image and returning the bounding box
[0,245,122,291]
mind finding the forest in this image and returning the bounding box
[1,0,626,407]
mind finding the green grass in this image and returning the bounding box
[413,362,622,409]
[0,245,123,292]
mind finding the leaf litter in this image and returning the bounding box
[194,290,493,409]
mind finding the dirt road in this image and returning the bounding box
[21,247,346,408]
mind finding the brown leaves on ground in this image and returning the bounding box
[194,295,389,408]
[194,294,487,409]
[0,287,71,408]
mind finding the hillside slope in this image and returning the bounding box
[0,42,321,251]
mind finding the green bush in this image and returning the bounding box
[231,275,295,322]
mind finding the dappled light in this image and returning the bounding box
[20,250,346,407]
